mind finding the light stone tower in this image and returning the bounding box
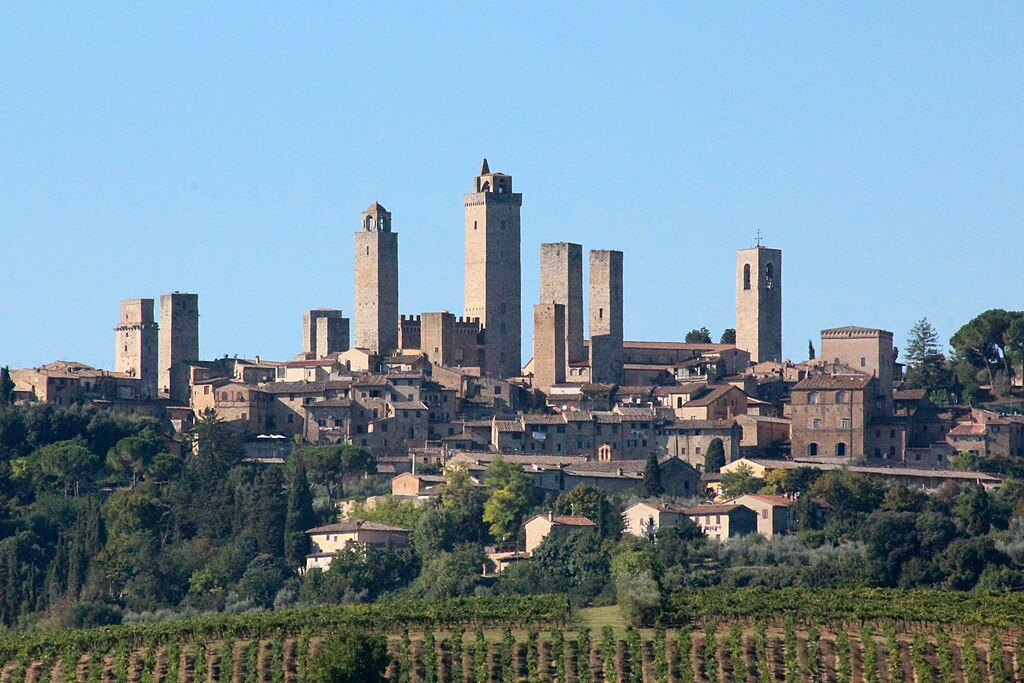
[533,303,566,394]
[115,298,158,399]
[464,159,522,378]
[354,202,398,355]
[540,242,585,370]
[589,249,624,384]
[303,309,350,359]
[736,245,782,363]
[159,292,199,404]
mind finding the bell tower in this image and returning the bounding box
[354,202,399,355]
[736,245,782,363]
[464,159,522,378]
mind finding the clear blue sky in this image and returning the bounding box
[2,4,1022,370]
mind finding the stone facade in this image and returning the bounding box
[302,309,350,359]
[464,159,522,378]
[115,298,158,398]
[539,242,585,368]
[589,249,624,384]
[790,374,876,459]
[354,202,399,355]
[533,303,566,394]
[820,326,895,413]
[736,246,782,363]
[159,292,199,404]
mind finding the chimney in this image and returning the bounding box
[617,468,624,476]
[547,510,553,522]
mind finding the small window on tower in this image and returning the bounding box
[743,264,751,290]
[599,308,604,320]
[765,263,774,290]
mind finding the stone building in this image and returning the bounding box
[464,159,522,378]
[820,326,896,413]
[302,309,350,359]
[159,292,199,404]
[736,245,782,363]
[115,298,158,398]
[539,242,585,371]
[354,202,399,355]
[589,249,624,384]
[533,303,566,394]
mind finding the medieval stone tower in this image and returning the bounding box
[464,159,522,378]
[736,245,782,363]
[159,292,199,404]
[540,242,585,371]
[589,249,624,384]
[533,303,566,393]
[115,298,158,398]
[303,309,350,359]
[354,202,399,355]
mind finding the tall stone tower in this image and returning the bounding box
[354,202,399,355]
[464,159,522,378]
[159,292,199,404]
[736,245,782,363]
[540,242,585,369]
[115,298,158,398]
[589,250,624,384]
[303,309,350,359]
[533,303,566,394]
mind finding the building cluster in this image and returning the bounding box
[11,160,1014,529]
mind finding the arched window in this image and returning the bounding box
[836,442,847,456]
[765,263,774,290]
[743,264,751,290]
[236,392,244,401]
[836,391,847,404]
[481,181,490,192]
[808,442,819,456]
[364,216,373,231]
[378,217,386,230]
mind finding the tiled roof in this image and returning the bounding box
[306,520,410,534]
[264,380,352,393]
[550,515,596,526]
[948,423,987,436]
[684,384,740,407]
[682,504,742,515]
[730,494,796,507]
[391,401,428,411]
[793,375,872,391]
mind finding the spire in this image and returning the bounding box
[480,158,490,175]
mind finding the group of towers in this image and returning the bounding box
[114,292,199,403]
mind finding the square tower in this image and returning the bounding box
[736,246,782,363]
[589,250,624,384]
[533,303,566,394]
[354,202,399,355]
[540,242,585,367]
[159,292,199,404]
[303,309,350,359]
[820,326,895,413]
[115,298,158,398]
[464,159,522,378]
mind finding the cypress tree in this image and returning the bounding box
[642,453,664,497]
[284,460,316,569]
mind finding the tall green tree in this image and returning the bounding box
[905,318,942,366]
[554,484,622,539]
[685,327,712,344]
[808,340,816,360]
[642,453,663,497]
[704,438,726,473]
[284,459,316,569]
[719,329,736,344]
[950,310,1024,396]
[0,367,14,406]
[482,456,531,541]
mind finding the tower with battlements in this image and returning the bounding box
[354,202,399,355]
[736,245,782,364]
[115,298,158,398]
[540,242,585,371]
[303,309,350,359]
[464,159,522,378]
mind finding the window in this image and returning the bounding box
[808,392,818,404]
[808,443,819,456]
[762,510,769,519]
[764,263,774,289]
[841,418,850,429]
[743,264,751,290]
[836,391,847,404]
[836,442,847,456]
[860,357,866,367]
[811,419,821,429]
[599,307,604,320]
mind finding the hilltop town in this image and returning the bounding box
[3,160,1024,636]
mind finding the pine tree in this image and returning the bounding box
[642,453,663,497]
[284,460,316,569]
[905,318,942,366]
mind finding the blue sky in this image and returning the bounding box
[2,4,1022,370]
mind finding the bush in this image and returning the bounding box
[616,571,661,627]
[307,626,388,683]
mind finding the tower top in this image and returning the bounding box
[472,159,512,194]
[361,202,392,232]
[480,158,490,175]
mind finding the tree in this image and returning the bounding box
[20,440,101,497]
[294,444,375,506]
[482,456,531,541]
[0,367,14,406]
[719,329,736,344]
[106,431,164,487]
[704,438,725,473]
[685,328,712,344]
[284,459,316,569]
[950,310,1024,396]
[808,340,816,360]
[642,454,663,497]
[720,463,763,499]
[554,485,622,539]
[308,626,388,683]
[905,318,942,366]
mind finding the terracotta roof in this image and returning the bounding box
[264,380,352,393]
[682,504,742,515]
[523,414,568,425]
[684,384,741,407]
[493,420,525,432]
[821,326,892,337]
[550,515,596,526]
[730,494,796,507]
[392,401,428,411]
[307,520,410,534]
[894,389,927,401]
[948,423,987,436]
[628,501,690,513]
[665,419,737,430]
